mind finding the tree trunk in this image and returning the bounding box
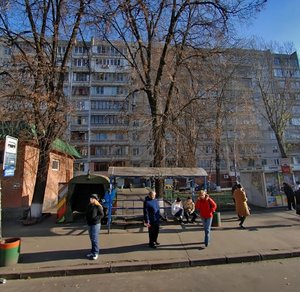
[215,143,221,188]
[152,116,166,197]
[274,132,288,158]
[30,141,51,218]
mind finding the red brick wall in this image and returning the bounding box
[0,141,74,214]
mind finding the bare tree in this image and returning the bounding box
[0,0,94,218]
[95,0,266,195]
[251,43,300,158]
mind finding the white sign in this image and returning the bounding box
[3,135,18,177]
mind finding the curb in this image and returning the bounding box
[1,249,300,280]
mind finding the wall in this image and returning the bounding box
[0,141,74,218]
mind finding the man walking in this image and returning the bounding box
[143,190,160,248]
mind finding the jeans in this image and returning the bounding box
[88,223,101,255]
[201,217,212,246]
[174,209,184,221]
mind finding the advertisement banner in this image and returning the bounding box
[3,136,18,177]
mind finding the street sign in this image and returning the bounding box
[3,136,18,177]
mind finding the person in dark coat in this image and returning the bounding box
[143,190,160,248]
[294,189,300,215]
[86,194,104,260]
[282,182,296,210]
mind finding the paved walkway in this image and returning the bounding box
[0,208,299,279]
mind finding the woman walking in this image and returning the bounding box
[233,184,250,229]
[195,190,217,247]
[86,194,104,260]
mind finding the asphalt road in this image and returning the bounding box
[2,257,300,292]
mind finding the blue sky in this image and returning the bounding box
[237,0,300,53]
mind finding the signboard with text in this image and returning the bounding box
[3,135,18,177]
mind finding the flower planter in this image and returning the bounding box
[0,237,21,266]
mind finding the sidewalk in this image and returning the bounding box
[1,208,300,279]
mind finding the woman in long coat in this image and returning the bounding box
[233,184,250,229]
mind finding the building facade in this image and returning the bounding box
[1,39,300,207]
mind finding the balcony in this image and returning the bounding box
[89,154,130,161]
[90,139,129,146]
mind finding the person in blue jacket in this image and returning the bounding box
[143,190,160,248]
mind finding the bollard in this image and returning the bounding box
[212,212,221,227]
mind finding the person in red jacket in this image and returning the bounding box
[195,190,217,247]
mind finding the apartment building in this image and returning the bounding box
[64,39,134,174]
[1,38,300,207]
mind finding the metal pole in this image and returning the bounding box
[0,180,2,240]
[107,177,113,234]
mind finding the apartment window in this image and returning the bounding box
[248,159,255,167]
[97,45,107,54]
[95,58,109,66]
[58,46,66,54]
[272,146,278,153]
[4,47,11,55]
[117,86,127,95]
[95,133,107,140]
[95,146,108,156]
[94,86,104,95]
[77,116,88,125]
[133,148,139,156]
[292,157,300,165]
[93,72,107,81]
[273,69,283,77]
[274,159,280,165]
[262,159,267,166]
[72,87,89,96]
[133,120,139,127]
[205,146,213,154]
[52,159,60,171]
[115,133,124,140]
[199,160,211,168]
[74,46,88,54]
[113,146,125,156]
[91,115,128,126]
[74,162,85,172]
[291,118,300,126]
[94,162,108,171]
[273,57,281,65]
[73,72,89,82]
[73,58,89,67]
[76,101,87,110]
[79,147,88,157]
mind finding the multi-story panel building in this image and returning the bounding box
[1,38,300,207]
[65,39,133,174]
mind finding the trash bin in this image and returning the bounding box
[0,237,21,267]
[212,212,221,227]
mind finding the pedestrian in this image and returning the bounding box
[86,194,104,260]
[143,190,160,248]
[233,184,250,229]
[171,197,184,223]
[195,190,217,247]
[183,196,197,223]
[294,189,300,215]
[282,182,296,210]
